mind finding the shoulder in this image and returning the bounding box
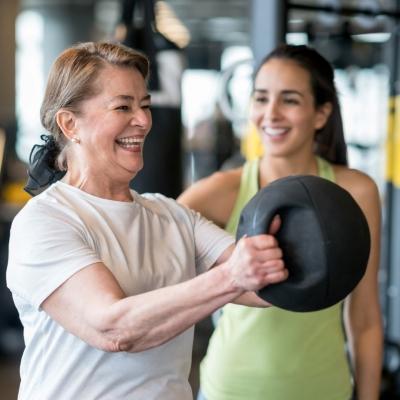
[12,190,61,227]
[11,184,92,238]
[332,165,380,211]
[177,167,243,227]
[184,168,243,197]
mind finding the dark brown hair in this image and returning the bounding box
[254,44,347,166]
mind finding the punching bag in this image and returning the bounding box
[118,0,184,198]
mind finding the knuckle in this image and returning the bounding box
[276,259,284,269]
[239,237,250,252]
[265,235,277,247]
[264,248,278,261]
[243,251,252,264]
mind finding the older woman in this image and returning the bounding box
[6,42,287,400]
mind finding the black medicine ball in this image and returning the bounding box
[236,175,371,312]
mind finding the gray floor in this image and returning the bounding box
[0,356,19,399]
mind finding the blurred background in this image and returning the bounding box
[1,0,400,398]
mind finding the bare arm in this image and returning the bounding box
[42,234,286,353]
[179,167,275,307]
[178,169,242,227]
[339,169,383,400]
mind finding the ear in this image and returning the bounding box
[314,102,333,130]
[56,109,77,140]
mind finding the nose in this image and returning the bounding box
[263,99,281,122]
[130,107,152,131]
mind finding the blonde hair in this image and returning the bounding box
[40,41,149,169]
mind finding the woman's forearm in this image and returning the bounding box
[43,235,286,353]
[97,263,243,352]
[350,325,383,400]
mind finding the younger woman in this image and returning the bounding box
[179,44,383,400]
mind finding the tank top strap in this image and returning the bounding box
[316,156,336,182]
[225,157,335,235]
[225,159,259,235]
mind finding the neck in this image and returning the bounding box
[62,171,134,202]
[259,154,319,188]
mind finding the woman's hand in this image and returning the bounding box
[226,234,287,292]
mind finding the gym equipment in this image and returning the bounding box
[118,0,184,199]
[236,175,370,312]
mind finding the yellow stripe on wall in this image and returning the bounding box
[387,96,400,188]
[386,97,395,183]
[241,121,264,161]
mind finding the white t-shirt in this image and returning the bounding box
[7,181,234,400]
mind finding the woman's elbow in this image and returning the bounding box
[86,309,137,353]
[89,304,152,353]
[90,327,141,353]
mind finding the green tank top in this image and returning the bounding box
[200,157,353,400]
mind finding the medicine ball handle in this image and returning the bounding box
[236,195,306,241]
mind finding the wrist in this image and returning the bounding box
[215,261,245,295]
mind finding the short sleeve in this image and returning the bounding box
[191,210,234,273]
[6,202,101,310]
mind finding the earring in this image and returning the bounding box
[71,136,80,144]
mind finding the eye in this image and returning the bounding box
[283,97,300,105]
[141,104,151,109]
[115,105,130,111]
[254,96,268,104]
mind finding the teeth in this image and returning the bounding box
[263,127,288,137]
[117,137,144,145]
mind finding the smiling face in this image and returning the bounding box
[61,64,152,191]
[250,58,331,160]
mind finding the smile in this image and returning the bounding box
[116,137,145,149]
[263,127,289,137]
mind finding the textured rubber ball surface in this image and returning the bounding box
[236,175,371,312]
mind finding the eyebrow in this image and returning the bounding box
[110,94,152,102]
[254,88,304,97]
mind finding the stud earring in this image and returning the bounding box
[71,136,80,144]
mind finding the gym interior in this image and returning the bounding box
[0,0,400,398]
